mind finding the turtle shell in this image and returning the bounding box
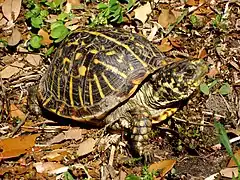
[38,28,172,125]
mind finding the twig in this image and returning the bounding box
[172,116,214,127]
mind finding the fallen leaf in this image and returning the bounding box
[0,13,3,20]
[134,2,152,24]
[8,28,21,46]
[158,9,176,28]
[0,17,8,26]
[220,167,238,178]
[42,149,70,161]
[198,47,207,59]
[0,134,39,160]
[33,162,66,174]
[149,159,176,178]
[10,104,25,120]
[168,37,181,48]
[67,0,80,6]
[228,149,240,167]
[2,0,22,22]
[186,0,198,6]
[77,138,96,157]
[25,54,42,66]
[47,128,87,145]
[147,23,161,41]
[0,61,24,79]
[207,67,218,77]
[158,38,173,52]
[38,29,53,46]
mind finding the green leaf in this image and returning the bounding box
[190,14,198,26]
[64,171,75,180]
[40,10,49,18]
[109,0,117,7]
[31,16,43,28]
[200,83,210,95]
[58,12,69,21]
[208,80,218,89]
[51,21,64,30]
[126,175,141,180]
[219,83,231,95]
[127,0,135,10]
[31,4,41,16]
[214,121,233,157]
[50,25,69,42]
[25,11,34,19]
[30,35,42,49]
[98,3,108,9]
[45,46,55,56]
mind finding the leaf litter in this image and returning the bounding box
[0,0,240,179]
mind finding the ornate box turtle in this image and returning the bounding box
[29,28,208,158]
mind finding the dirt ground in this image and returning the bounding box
[0,0,240,179]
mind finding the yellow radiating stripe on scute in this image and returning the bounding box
[43,95,52,107]
[50,66,56,91]
[93,59,127,79]
[93,74,105,98]
[84,30,148,68]
[89,81,93,105]
[78,86,84,107]
[101,72,116,91]
[57,75,61,99]
[69,74,74,106]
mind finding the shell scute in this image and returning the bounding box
[38,28,168,123]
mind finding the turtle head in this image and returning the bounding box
[151,59,208,106]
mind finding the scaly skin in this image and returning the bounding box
[104,59,208,158]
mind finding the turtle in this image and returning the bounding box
[28,28,208,158]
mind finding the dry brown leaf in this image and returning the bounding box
[134,2,152,24]
[33,162,65,174]
[168,37,181,48]
[0,61,24,79]
[38,29,53,46]
[207,67,218,78]
[42,149,69,162]
[220,167,238,178]
[8,28,21,46]
[47,128,87,145]
[198,47,208,59]
[77,138,96,157]
[10,104,25,120]
[25,54,42,66]
[158,9,176,28]
[0,13,3,20]
[149,159,176,178]
[2,0,22,22]
[0,134,39,160]
[158,38,173,52]
[228,149,240,167]
[67,0,80,6]
[186,0,198,6]
[0,17,8,26]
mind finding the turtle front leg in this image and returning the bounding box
[129,107,152,160]
[105,104,153,161]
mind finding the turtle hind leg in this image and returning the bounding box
[28,85,42,115]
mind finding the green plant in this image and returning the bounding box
[215,121,240,179]
[90,0,135,26]
[189,14,202,28]
[200,80,231,96]
[212,14,228,31]
[126,165,157,180]
[24,0,71,50]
